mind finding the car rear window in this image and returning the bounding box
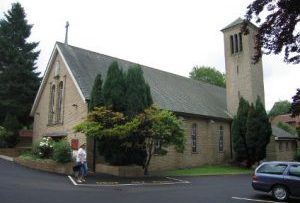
[289,165,300,177]
[257,163,287,175]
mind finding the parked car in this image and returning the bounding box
[252,161,300,201]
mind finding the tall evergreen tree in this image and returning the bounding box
[232,97,250,163]
[103,61,126,112]
[0,3,40,126]
[88,74,104,112]
[253,97,272,162]
[125,65,153,117]
[245,104,259,167]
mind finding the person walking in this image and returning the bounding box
[76,143,88,183]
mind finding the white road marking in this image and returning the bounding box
[0,155,14,162]
[67,175,190,187]
[166,176,190,183]
[68,175,78,186]
[232,196,286,203]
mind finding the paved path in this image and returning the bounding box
[0,158,299,203]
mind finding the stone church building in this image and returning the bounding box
[30,18,265,172]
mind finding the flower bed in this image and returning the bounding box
[14,157,73,175]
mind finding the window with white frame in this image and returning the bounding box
[191,123,197,153]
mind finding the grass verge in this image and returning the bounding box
[156,165,253,176]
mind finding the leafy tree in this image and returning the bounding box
[2,113,21,147]
[277,122,297,135]
[74,106,185,174]
[74,107,143,165]
[291,88,300,117]
[268,100,291,118]
[103,61,126,113]
[243,0,300,64]
[232,97,250,163]
[137,106,184,175]
[88,74,104,112]
[189,66,226,87]
[0,3,40,126]
[125,65,153,117]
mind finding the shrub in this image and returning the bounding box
[52,139,72,163]
[0,126,12,148]
[2,113,21,148]
[295,148,300,161]
[32,137,54,159]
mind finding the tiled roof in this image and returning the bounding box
[272,126,298,139]
[57,42,230,119]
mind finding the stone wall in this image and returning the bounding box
[14,157,73,175]
[148,117,231,171]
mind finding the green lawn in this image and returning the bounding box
[156,165,253,176]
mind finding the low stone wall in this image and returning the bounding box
[14,157,73,175]
[96,163,144,177]
[0,148,29,157]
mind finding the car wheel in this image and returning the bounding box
[272,185,288,201]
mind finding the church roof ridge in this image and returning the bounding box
[56,42,230,120]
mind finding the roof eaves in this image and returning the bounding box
[56,44,87,103]
[30,43,59,116]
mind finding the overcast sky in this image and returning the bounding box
[1,0,299,111]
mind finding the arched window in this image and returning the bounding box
[219,126,224,152]
[48,85,55,124]
[56,81,64,123]
[191,123,197,153]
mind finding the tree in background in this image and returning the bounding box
[0,3,40,127]
[232,97,250,163]
[243,0,300,64]
[189,66,226,87]
[88,74,104,112]
[268,100,291,118]
[232,97,271,167]
[103,61,126,113]
[125,65,153,118]
[291,88,300,117]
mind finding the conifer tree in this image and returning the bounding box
[0,3,40,126]
[88,74,104,112]
[103,61,126,112]
[232,97,250,162]
[245,104,259,166]
[253,97,272,162]
[125,65,153,117]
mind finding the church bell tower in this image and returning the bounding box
[221,18,265,116]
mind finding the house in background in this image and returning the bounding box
[266,126,299,161]
[30,18,266,172]
[271,114,300,129]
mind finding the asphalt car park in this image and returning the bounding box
[1,158,300,203]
